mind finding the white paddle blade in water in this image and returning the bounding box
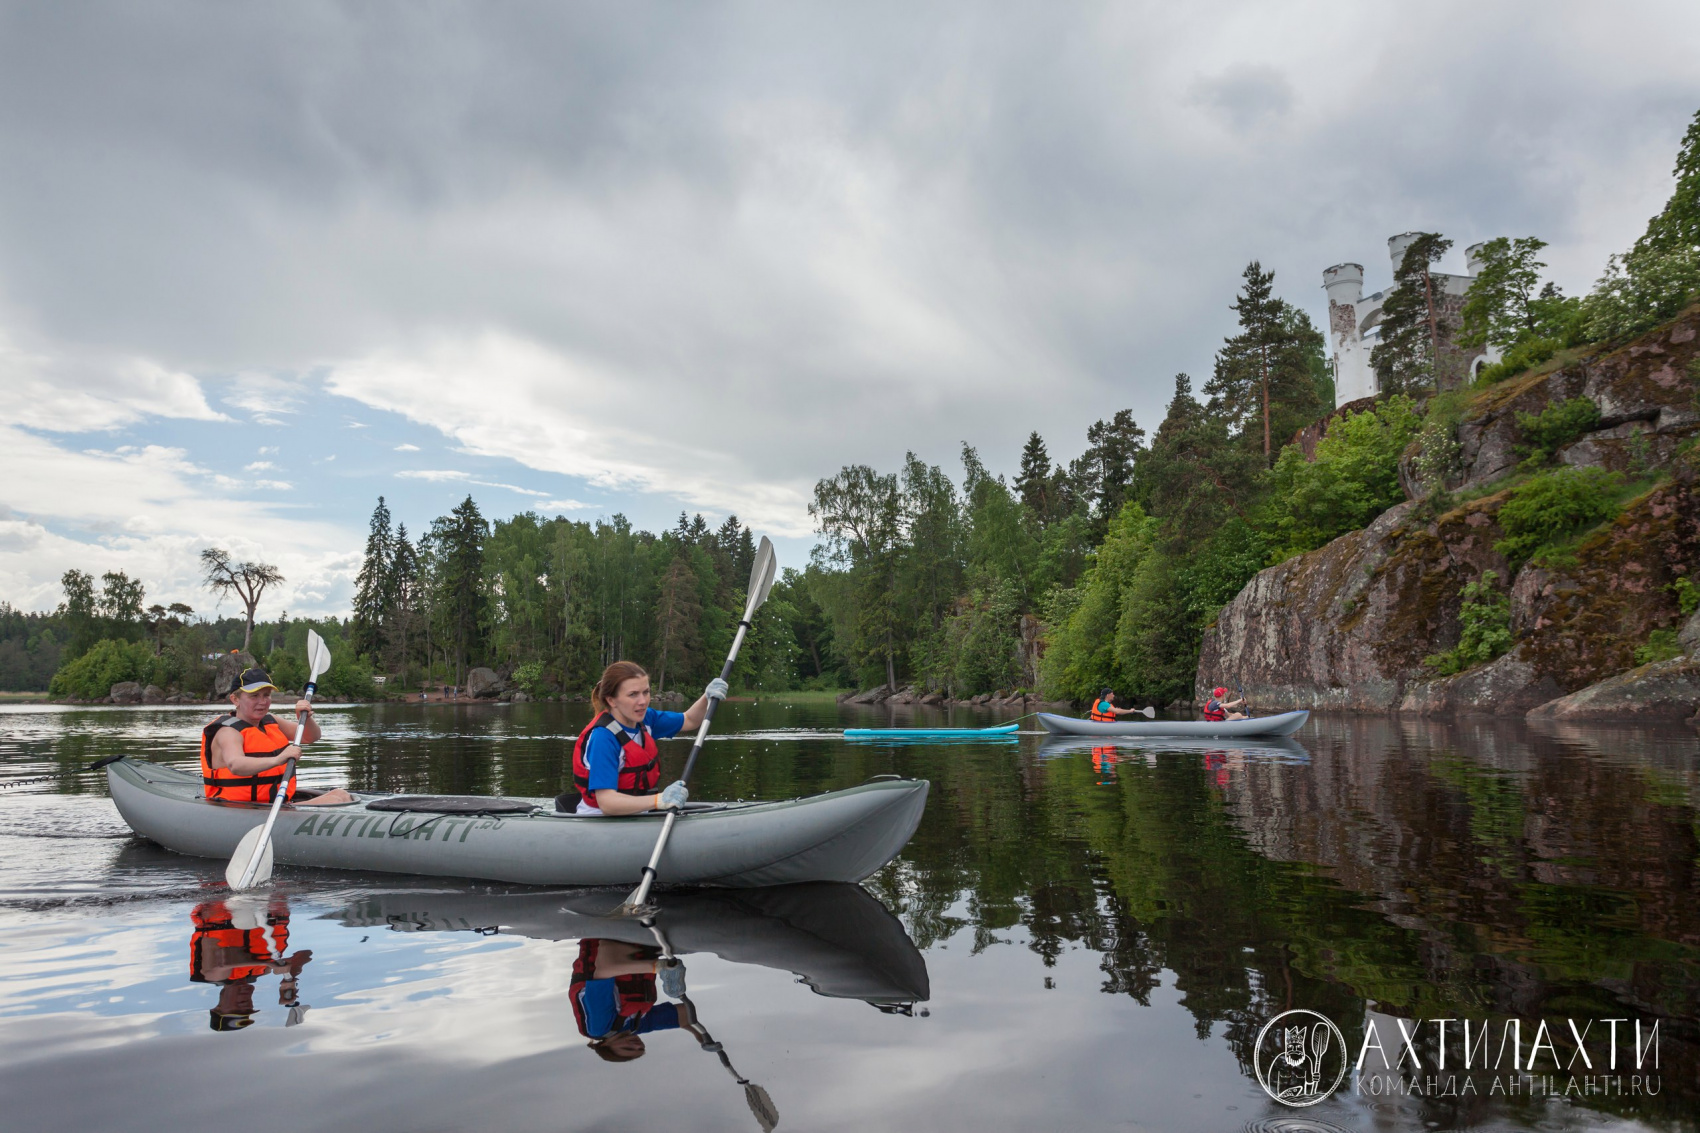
[225,825,274,888]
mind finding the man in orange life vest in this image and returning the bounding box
[190,895,312,1031]
[557,660,725,816]
[201,667,353,806]
[1201,686,1247,722]
[570,937,699,1061]
[1086,688,1143,723]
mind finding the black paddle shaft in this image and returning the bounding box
[676,619,747,787]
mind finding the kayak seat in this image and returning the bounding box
[365,795,542,816]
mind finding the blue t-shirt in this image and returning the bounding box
[579,708,685,813]
[574,978,681,1039]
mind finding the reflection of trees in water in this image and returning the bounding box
[866,720,1700,1127]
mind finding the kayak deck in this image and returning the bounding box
[106,758,929,888]
[1034,709,1310,738]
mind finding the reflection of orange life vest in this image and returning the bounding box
[1202,700,1227,722]
[569,939,657,1038]
[200,714,296,802]
[1088,697,1117,722]
[189,900,289,983]
[568,713,660,811]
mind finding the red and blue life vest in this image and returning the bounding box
[569,939,658,1039]
[568,712,661,812]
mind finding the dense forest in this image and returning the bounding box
[21,111,1699,704]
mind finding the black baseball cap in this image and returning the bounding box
[232,667,277,694]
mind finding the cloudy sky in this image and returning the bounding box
[2,1,1697,618]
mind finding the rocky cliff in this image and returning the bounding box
[1198,303,1700,720]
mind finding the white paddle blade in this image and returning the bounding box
[742,537,779,620]
[1142,706,1156,719]
[225,825,275,889]
[306,629,332,682]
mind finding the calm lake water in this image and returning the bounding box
[1,701,1696,1133]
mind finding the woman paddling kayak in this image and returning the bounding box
[556,661,728,816]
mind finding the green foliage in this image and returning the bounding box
[47,638,159,699]
[1578,110,1700,342]
[916,581,1024,696]
[1423,571,1512,676]
[1473,335,1564,385]
[1261,396,1422,561]
[1460,237,1554,351]
[1515,396,1602,467]
[511,660,548,696]
[1493,467,1624,571]
[1672,575,1700,617]
[0,604,65,691]
[1634,628,1682,667]
[1202,261,1329,463]
[1371,233,1459,395]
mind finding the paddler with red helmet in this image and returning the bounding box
[557,661,726,815]
[1201,686,1247,722]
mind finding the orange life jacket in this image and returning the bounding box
[1088,697,1117,722]
[1202,699,1228,722]
[568,712,661,812]
[189,900,289,983]
[200,713,297,803]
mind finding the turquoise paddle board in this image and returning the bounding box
[843,723,1020,739]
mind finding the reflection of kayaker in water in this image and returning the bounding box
[190,895,311,1032]
[570,938,698,1061]
[1092,746,1118,784]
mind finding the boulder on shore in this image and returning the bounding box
[1527,655,1700,721]
[213,652,257,697]
[109,681,143,704]
[141,684,166,704]
[466,667,504,698]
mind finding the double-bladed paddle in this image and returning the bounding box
[614,537,778,917]
[226,629,331,890]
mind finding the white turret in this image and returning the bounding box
[1323,263,1376,404]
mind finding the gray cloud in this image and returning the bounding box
[0,0,1697,542]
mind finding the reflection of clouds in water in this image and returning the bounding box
[0,893,1275,1132]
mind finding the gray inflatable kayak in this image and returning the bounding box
[1035,709,1310,738]
[332,882,929,1006]
[106,758,929,888]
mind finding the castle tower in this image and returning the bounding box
[1323,262,1375,404]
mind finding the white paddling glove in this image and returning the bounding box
[658,780,689,810]
[704,677,729,702]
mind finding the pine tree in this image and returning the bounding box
[352,497,394,659]
[1069,410,1146,526]
[387,522,418,677]
[653,552,703,692]
[1371,233,1456,396]
[1015,432,1055,522]
[1201,262,1327,463]
[430,496,488,685]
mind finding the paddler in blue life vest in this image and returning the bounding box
[200,667,354,806]
[571,937,700,1062]
[190,894,311,1032]
[557,660,726,815]
[1201,686,1247,722]
[1086,688,1143,723]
